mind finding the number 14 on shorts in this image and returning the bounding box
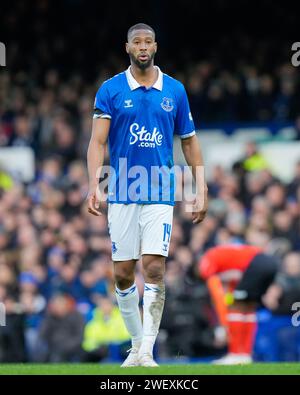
[163,223,171,252]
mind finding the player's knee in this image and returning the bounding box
[144,261,164,283]
[114,268,135,289]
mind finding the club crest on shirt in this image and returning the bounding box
[160,97,174,112]
[111,242,117,254]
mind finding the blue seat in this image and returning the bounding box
[254,308,300,361]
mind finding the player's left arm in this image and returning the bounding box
[199,254,228,327]
[181,135,208,223]
[207,275,228,328]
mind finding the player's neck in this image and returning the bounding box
[130,64,158,88]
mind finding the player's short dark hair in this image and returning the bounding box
[127,23,155,41]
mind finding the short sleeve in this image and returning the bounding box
[174,86,195,139]
[199,254,217,280]
[93,82,112,120]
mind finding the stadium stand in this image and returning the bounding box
[1,0,300,362]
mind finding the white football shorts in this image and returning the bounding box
[107,203,174,261]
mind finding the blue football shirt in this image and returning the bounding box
[93,66,195,205]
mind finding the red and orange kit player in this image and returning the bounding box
[198,245,278,364]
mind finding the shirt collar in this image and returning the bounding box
[125,66,163,91]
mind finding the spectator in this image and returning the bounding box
[81,296,130,362]
[36,294,85,362]
[0,166,14,191]
[0,292,27,362]
[242,142,269,173]
[262,252,300,314]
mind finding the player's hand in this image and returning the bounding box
[262,292,279,310]
[192,186,208,224]
[86,188,102,216]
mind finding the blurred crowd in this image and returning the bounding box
[1,142,300,361]
[1,0,300,363]
[1,61,300,159]
[1,0,300,144]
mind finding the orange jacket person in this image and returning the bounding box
[199,244,278,364]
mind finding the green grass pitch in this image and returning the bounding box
[0,363,299,375]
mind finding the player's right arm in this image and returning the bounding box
[86,117,110,216]
[262,283,282,310]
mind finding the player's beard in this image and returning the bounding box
[129,51,155,70]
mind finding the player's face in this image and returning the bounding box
[126,30,157,70]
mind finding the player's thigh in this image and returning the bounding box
[229,300,257,313]
[140,204,174,257]
[108,203,140,261]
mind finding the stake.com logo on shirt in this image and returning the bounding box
[129,122,163,148]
